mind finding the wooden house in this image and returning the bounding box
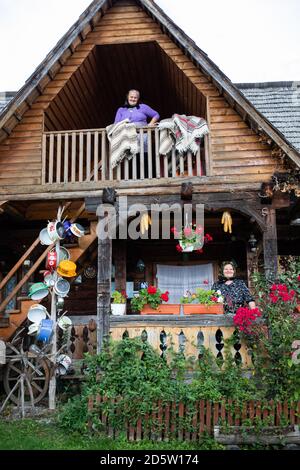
[0,0,300,374]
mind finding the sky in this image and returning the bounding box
[0,0,299,91]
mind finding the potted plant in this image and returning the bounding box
[111,290,127,316]
[131,286,180,315]
[180,288,224,315]
[171,224,213,253]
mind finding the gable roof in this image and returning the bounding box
[237,82,300,152]
[1,0,300,167]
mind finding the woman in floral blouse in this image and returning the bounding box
[211,261,256,315]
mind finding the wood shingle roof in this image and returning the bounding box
[237,82,300,152]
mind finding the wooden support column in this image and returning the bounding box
[263,208,278,280]
[97,205,113,353]
[246,248,259,292]
[114,240,126,292]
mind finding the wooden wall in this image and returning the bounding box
[0,0,284,191]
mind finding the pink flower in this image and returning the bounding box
[176,244,183,252]
[161,292,169,302]
[211,296,218,302]
[183,227,192,238]
[171,226,178,235]
[203,279,209,285]
[297,275,300,282]
[195,225,204,234]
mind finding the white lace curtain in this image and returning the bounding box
[156,264,214,303]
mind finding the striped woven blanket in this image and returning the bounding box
[106,119,139,169]
[158,114,209,155]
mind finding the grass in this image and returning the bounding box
[0,418,224,450]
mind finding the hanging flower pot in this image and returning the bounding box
[179,240,195,252]
[172,224,213,253]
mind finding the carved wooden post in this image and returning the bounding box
[263,208,278,280]
[96,199,114,353]
[246,248,259,292]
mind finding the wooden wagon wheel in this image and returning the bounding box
[3,343,50,406]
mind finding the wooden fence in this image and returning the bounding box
[87,396,300,441]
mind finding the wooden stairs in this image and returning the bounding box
[0,218,97,342]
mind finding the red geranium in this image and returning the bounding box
[121,290,128,299]
[161,291,169,302]
[233,307,262,335]
[147,286,157,295]
[268,283,296,304]
[204,233,213,243]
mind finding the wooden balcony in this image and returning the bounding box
[68,314,252,368]
[42,127,209,188]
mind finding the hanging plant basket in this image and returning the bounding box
[179,240,196,252]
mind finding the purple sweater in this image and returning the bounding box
[114,103,160,126]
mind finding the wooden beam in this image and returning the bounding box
[263,208,278,280]
[0,177,264,199]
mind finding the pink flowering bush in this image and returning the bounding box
[233,307,262,336]
[246,269,300,400]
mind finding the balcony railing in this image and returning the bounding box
[42,127,209,185]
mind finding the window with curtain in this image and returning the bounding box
[156,264,214,303]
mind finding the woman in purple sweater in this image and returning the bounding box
[114,89,160,127]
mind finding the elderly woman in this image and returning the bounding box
[114,89,159,127]
[211,261,256,315]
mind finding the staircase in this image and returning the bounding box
[0,212,97,342]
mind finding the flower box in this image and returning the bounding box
[183,304,224,315]
[141,304,181,315]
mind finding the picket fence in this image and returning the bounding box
[87,396,300,441]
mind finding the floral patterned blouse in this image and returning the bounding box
[211,279,254,314]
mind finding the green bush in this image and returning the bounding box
[58,335,260,435]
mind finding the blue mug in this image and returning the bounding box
[36,319,54,343]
